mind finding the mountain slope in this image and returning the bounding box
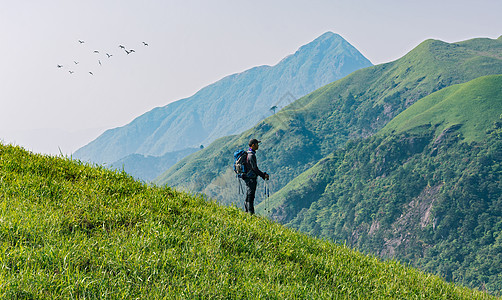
[109,147,199,181]
[73,32,372,165]
[0,143,494,299]
[156,36,502,207]
[263,75,502,294]
[380,73,502,141]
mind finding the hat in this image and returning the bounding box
[249,138,261,146]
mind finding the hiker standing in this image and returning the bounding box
[244,138,269,214]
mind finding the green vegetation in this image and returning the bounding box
[381,74,502,142]
[284,122,502,295]
[156,36,502,209]
[262,75,502,295]
[0,143,494,298]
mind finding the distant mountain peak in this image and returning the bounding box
[74,32,373,168]
[299,31,351,50]
[316,31,342,40]
[284,31,371,67]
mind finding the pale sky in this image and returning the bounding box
[1,0,501,155]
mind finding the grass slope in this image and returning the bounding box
[156,36,502,207]
[0,143,494,299]
[380,74,502,141]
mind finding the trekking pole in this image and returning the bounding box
[264,178,270,212]
[263,181,267,212]
[266,179,270,198]
[267,180,270,212]
[265,180,270,213]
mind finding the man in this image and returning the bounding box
[244,138,269,214]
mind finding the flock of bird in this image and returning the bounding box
[56,40,149,76]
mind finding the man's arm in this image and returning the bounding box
[248,153,267,179]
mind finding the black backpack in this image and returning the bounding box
[233,150,248,178]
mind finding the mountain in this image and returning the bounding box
[0,143,493,299]
[265,74,502,294]
[156,36,502,207]
[109,147,199,181]
[73,32,373,168]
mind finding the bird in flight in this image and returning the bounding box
[78,40,85,44]
[142,42,149,46]
[125,49,135,55]
[57,64,63,68]
[98,60,102,66]
[69,70,74,74]
[89,71,94,75]
[74,61,79,64]
[93,50,99,54]
[119,45,125,49]
[106,53,113,58]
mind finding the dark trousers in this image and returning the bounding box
[244,178,257,214]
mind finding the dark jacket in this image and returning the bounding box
[246,148,266,179]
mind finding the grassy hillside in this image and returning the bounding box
[156,36,502,207]
[0,143,495,299]
[262,75,502,294]
[380,74,502,141]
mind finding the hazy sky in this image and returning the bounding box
[1,0,501,155]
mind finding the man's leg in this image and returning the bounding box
[244,178,257,214]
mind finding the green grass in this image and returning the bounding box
[380,74,502,142]
[0,143,496,299]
